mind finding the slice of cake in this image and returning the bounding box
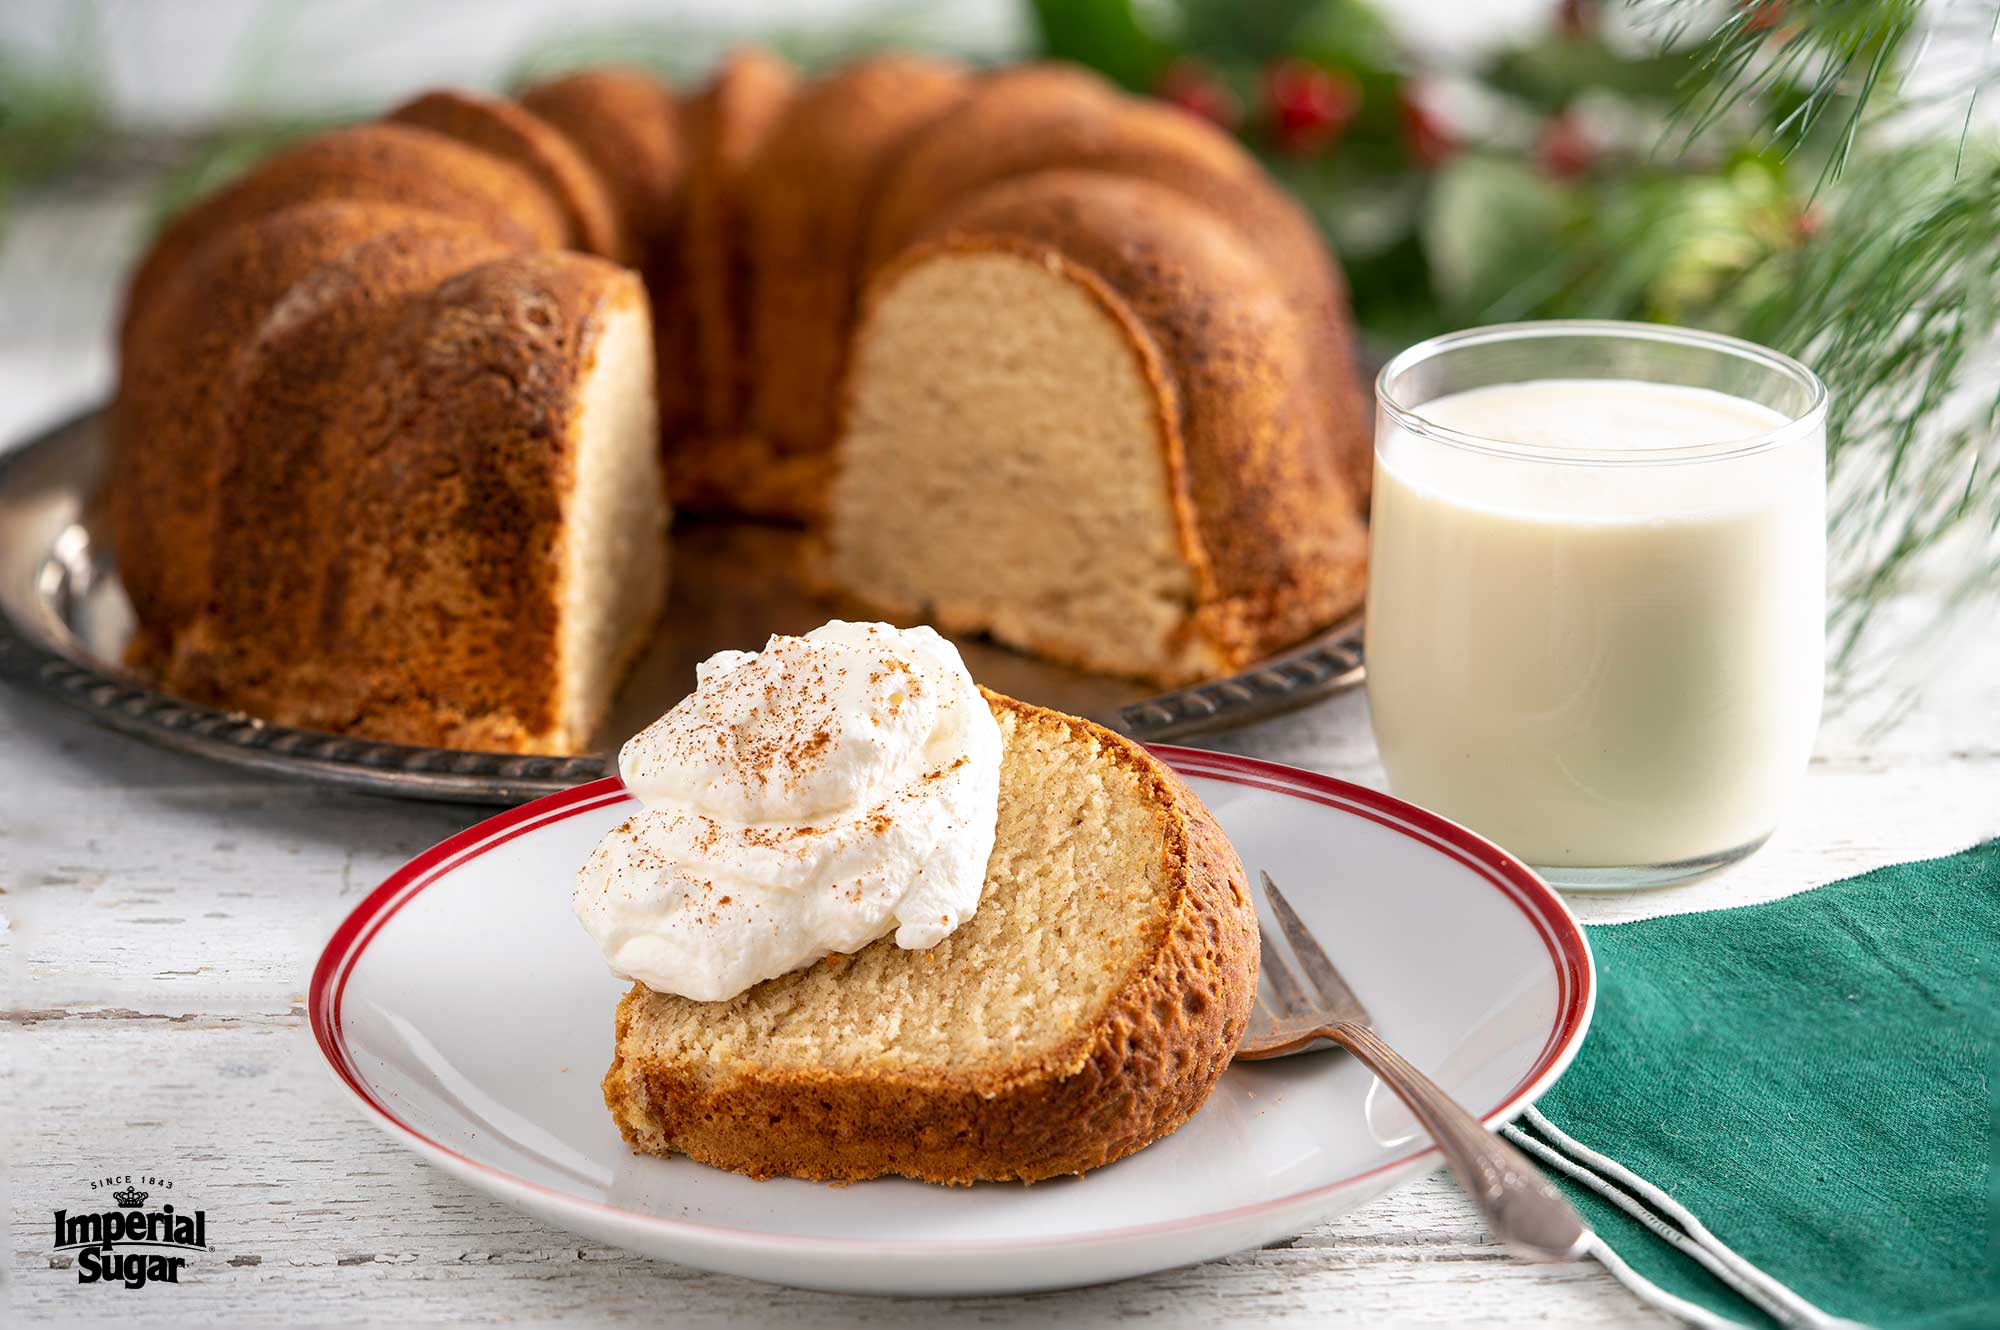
[134,239,670,753]
[577,622,1258,1184]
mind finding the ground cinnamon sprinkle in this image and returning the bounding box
[789,728,832,767]
[922,755,970,781]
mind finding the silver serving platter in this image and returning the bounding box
[0,409,1364,804]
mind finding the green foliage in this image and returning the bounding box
[1486,32,1694,109]
[507,2,958,87]
[1728,145,2000,660]
[1176,0,1335,63]
[0,45,104,228]
[1286,0,1398,72]
[1026,0,1167,91]
[1642,0,1921,186]
[1419,155,1574,320]
[1419,151,1802,328]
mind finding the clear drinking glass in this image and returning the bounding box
[1366,321,1828,889]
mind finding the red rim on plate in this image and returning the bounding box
[308,747,1595,1252]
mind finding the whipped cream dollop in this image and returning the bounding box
[572,621,1002,1001]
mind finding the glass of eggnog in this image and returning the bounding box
[1367,320,1827,889]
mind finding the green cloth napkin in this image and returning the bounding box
[1529,838,1998,1329]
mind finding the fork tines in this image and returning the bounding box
[1258,870,1372,1027]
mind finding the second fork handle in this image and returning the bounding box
[1324,1020,1592,1263]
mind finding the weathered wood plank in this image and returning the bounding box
[6,1025,1674,1326]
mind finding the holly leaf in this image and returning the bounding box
[1486,36,1696,112]
[1029,0,1169,91]
[1177,0,1338,63]
[1288,0,1400,76]
[0,47,103,185]
[1420,153,1575,317]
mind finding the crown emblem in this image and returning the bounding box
[112,1187,149,1208]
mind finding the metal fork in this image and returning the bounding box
[1238,871,1591,1263]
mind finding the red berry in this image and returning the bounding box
[1558,0,1600,38]
[1742,0,1786,34]
[1536,112,1595,179]
[1262,59,1361,155]
[1795,203,1823,242]
[1156,59,1240,130]
[1397,85,1454,169]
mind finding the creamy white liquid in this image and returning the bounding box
[1366,379,1824,869]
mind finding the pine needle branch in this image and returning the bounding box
[1722,145,2000,671]
[1626,0,2000,686]
[1639,0,1932,186]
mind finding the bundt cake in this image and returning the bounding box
[107,49,1371,755]
[114,198,665,751]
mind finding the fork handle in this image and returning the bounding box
[1322,1021,1591,1263]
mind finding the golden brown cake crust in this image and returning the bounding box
[739,53,968,518]
[682,47,797,445]
[600,691,1260,1184]
[161,252,651,752]
[861,62,1116,269]
[387,89,629,261]
[119,123,568,365]
[521,68,688,245]
[519,67,700,446]
[111,201,525,655]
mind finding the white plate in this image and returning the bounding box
[309,747,1593,1296]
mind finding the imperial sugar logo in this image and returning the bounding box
[52,1175,208,1289]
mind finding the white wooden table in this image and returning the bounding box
[4,188,1995,1328]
